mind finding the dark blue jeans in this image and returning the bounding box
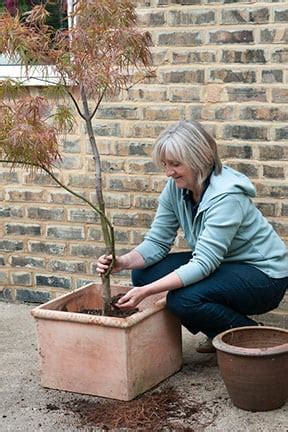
[132,252,288,338]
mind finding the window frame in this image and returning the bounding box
[0,0,73,85]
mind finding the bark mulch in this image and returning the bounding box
[62,386,215,431]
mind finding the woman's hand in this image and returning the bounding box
[96,250,145,276]
[96,254,124,275]
[115,286,147,311]
[115,270,183,310]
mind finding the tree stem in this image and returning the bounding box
[80,87,115,314]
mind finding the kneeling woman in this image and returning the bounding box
[97,120,288,353]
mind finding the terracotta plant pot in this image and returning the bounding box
[31,283,182,401]
[213,326,288,411]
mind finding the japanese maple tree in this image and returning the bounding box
[0,0,153,314]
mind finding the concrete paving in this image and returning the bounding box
[0,300,287,431]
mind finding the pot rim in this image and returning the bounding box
[212,326,288,357]
[30,282,166,328]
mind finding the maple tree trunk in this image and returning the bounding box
[81,88,115,315]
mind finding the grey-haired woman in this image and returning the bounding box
[97,121,288,353]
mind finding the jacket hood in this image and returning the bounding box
[200,165,256,210]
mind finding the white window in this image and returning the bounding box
[0,0,73,85]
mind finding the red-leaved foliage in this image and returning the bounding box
[0,95,61,170]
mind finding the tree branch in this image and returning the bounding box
[0,159,115,255]
[89,87,107,121]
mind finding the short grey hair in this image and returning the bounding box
[152,120,222,188]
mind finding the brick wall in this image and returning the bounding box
[0,0,287,324]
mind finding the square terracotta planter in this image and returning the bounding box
[31,283,182,401]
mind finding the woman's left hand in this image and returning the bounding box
[115,286,147,310]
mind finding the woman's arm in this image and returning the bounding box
[97,181,180,275]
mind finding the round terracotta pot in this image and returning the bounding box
[212,326,288,412]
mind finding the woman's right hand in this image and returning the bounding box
[96,254,124,276]
[97,250,145,277]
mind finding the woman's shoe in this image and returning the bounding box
[195,336,216,353]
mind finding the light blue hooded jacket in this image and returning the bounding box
[135,166,288,287]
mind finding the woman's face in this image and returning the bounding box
[162,158,197,191]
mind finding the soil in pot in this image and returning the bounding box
[66,293,139,318]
